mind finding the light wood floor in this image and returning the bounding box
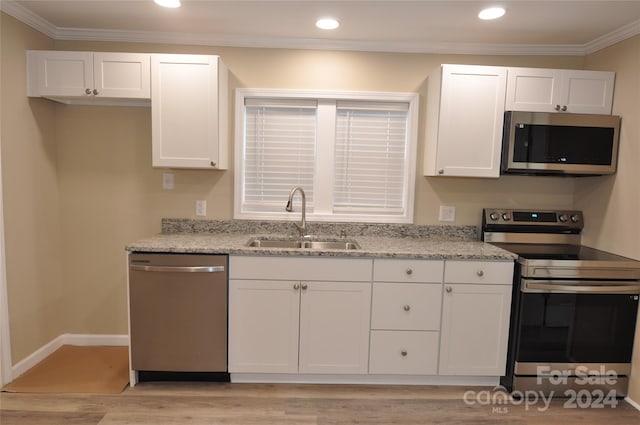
[2,382,640,424]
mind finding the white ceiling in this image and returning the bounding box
[4,0,640,55]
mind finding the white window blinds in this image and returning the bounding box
[242,98,317,212]
[334,101,409,215]
[235,89,418,223]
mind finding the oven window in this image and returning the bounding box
[513,124,614,165]
[516,293,638,363]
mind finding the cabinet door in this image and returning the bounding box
[27,51,93,97]
[506,68,615,114]
[299,281,371,374]
[561,70,615,114]
[439,284,512,376]
[505,67,561,112]
[151,54,227,169]
[427,64,506,178]
[93,53,150,99]
[228,280,300,373]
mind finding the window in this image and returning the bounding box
[234,89,419,223]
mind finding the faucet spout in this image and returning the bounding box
[286,187,307,237]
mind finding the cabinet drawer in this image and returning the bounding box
[369,330,439,375]
[444,261,514,285]
[371,283,441,331]
[373,259,444,283]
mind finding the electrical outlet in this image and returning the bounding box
[162,172,174,190]
[439,205,456,222]
[195,200,207,217]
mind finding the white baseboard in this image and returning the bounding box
[231,373,499,387]
[625,396,640,411]
[10,333,128,381]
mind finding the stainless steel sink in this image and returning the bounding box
[246,237,360,250]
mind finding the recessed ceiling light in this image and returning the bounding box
[154,0,181,8]
[478,7,506,20]
[316,17,340,30]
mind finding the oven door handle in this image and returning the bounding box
[522,279,640,294]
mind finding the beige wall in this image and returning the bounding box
[581,35,640,404]
[48,42,583,343]
[0,13,64,364]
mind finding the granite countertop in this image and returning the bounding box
[126,219,517,261]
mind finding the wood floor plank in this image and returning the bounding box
[0,409,104,425]
[1,382,639,425]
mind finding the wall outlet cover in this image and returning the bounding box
[195,200,207,217]
[162,172,174,190]
[439,205,456,222]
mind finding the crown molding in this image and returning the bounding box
[0,0,57,38]
[2,0,638,57]
[52,26,590,56]
[584,18,640,54]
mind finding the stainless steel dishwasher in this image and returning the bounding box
[128,253,228,379]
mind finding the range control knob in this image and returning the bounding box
[571,214,580,223]
[489,212,499,221]
[559,214,568,223]
[501,213,511,221]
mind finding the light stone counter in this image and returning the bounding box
[126,219,517,261]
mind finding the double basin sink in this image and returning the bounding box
[246,236,360,250]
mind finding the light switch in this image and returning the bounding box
[162,172,174,190]
[439,205,456,222]
[195,200,207,217]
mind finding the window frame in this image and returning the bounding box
[234,88,419,223]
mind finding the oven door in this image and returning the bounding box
[515,279,639,369]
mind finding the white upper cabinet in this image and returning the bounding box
[424,64,507,178]
[27,51,150,102]
[151,54,228,169]
[506,67,615,114]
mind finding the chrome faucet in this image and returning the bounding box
[285,186,307,237]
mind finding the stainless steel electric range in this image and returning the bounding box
[481,208,640,397]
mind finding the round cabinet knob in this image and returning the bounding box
[85,88,92,95]
[446,286,453,293]
[559,214,568,223]
[571,214,580,223]
[477,270,484,277]
[403,305,411,312]
[489,212,499,221]
[92,89,99,96]
[501,213,511,221]
[301,283,308,290]
[293,283,300,290]
[554,104,561,111]
[405,268,413,276]
[210,161,217,167]
[400,350,408,357]
[438,169,444,175]
[561,105,568,112]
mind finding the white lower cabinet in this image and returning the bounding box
[228,256,515,382]
[438,261,514,376]
[228,280,300,373]
[228,256,372,374]
[369,259,444,375]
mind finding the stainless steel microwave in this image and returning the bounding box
[501,111,621,176]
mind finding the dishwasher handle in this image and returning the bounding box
[130,264,225,273]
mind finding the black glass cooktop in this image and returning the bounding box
[492,243,637,262]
